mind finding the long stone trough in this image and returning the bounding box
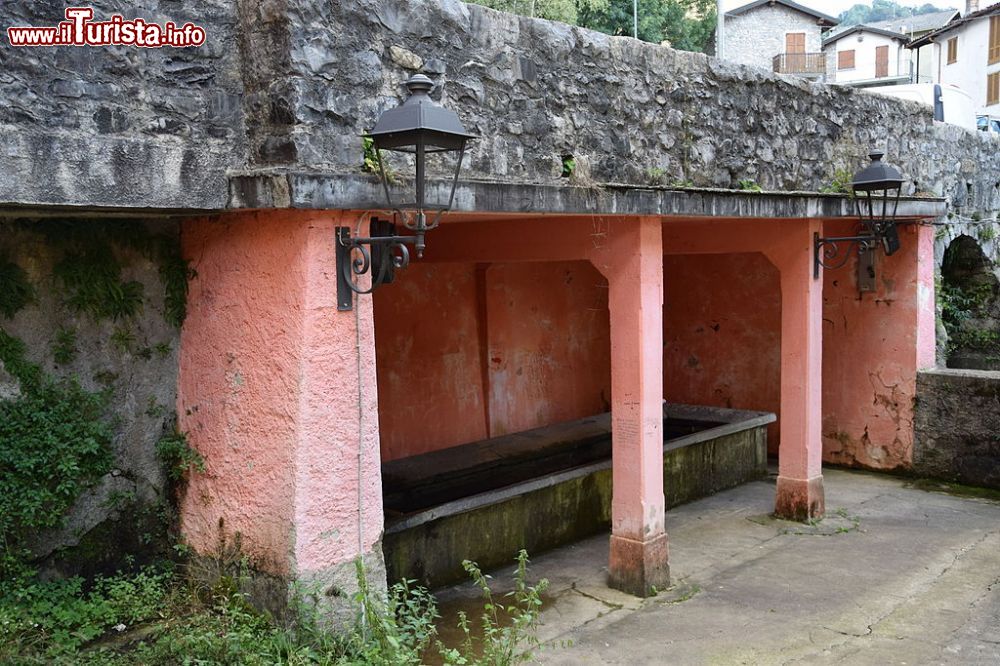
[382,403,775,587]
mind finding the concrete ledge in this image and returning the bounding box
[229,172,946,220]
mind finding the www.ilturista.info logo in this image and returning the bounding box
[7,7,206,47]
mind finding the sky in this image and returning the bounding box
[722,0,960,15]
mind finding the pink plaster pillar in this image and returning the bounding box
[915,223,937,371]
[591,217,669,597]
[177,210,385,623]
[767,220,825,520]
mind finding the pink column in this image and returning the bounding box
[591,217,669,596]
[914,223,937,370]
[177,210,385,624]
[767,219,825,520]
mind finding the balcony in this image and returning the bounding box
[772,52,826,78]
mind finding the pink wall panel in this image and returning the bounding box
[821,222,933,471]
[663,253,782,454]
[373,263,488,462]
[374,260,611,461]
[484,262,611,437]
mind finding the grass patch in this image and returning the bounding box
[0,551,550,665]
[905,478,1000,503]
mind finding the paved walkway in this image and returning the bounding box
[435,469,1000,665]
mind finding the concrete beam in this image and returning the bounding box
[228,172,947,221]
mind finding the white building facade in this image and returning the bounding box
[724,0,839,78]
[909,2,1000,115]
[823,27,911,86]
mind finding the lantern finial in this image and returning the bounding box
[404,74,434,95]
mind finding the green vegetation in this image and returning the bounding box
[362,136,380,175]
[110,326,137,354]
[442,551,550,665]
[0,256,34,319]
[54,245,145,322]
[939,280,999,355]
[905,478,1000,503]
[362,137,396,184]
[155,431,205,482]
[646,167,667,184]
[0,551,549,665]
[0,329,113,585]
[160,252,195,329]
[838,1,952,26]
[561,154,576,178]
[52,327,79,365]
[819,168,854,195]
[39,219,193,329]
[737,179,762,192]
[468,0,717,52]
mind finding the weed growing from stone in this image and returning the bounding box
[155,431,205,482]
[362,136,396,184]
[0,255,34,319]
[440,549,550,665]
[819,168,854,195]
[51,326,79,365]
[561,155,576,178]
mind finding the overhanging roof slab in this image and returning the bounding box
[229,172,947,221]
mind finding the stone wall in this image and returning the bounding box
[0,218,182,576]
[2,0,1000,218]
[724,3,824,73]
[914,368,1000,489]
[278,0,1000,216]
[0,1,244,209]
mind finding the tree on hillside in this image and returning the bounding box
[838,0,955,25]
[466,0,717,53]
[469,0,608,25]
[578,0,715,51]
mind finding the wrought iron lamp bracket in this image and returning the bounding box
[336,224,417,311]
[813,232,878,280]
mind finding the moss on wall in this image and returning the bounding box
[0,218,189,579]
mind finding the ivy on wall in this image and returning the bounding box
[0,220,195,583]
[0,329,113,584]
[0,256,34,319]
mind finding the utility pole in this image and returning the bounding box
[634,0,638,39]
[716,0,725,59]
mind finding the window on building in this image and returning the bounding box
[838,50,856,70]
[991,16,1000,65]
[988,72,1000,107]
[947,37,958,64]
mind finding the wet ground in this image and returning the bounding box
[432,468,1000,665]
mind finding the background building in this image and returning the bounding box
[724,0,839,78]
[909,1,1000,114]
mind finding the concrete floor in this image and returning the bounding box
[434,469,1000,665]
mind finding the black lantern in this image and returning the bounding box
[814,150,907,286]
[850,150,904,257]
[336,74,476,311]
